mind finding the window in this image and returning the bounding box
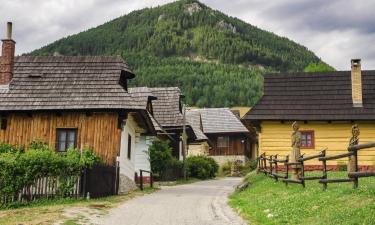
[127,134,132,159]
[56,129,77,152]
[217,136,229,148]
[301,131,314,148]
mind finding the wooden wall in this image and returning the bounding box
[207,133,249,157]
[259,121,375,166]
[0,112,121,165]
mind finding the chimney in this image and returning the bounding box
[0,22,16,85]
[351,59,362,107]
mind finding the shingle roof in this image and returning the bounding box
[188,108,249,134]
[245,71,375,121]
[186,110,208,141]
[0,56,144,111]
[149,87,184,128]
[129,87,162,131]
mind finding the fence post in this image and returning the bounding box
[300,155,305,188]
[269,155,273,178]
[285,155,289,186]
[322,150,327,190]
[140,170,143,191]
[353,150,359,189]
[274,155,278,181]
[150,172,153,188]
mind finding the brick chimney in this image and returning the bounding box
[0,22,15,85]
[351,59,362,107]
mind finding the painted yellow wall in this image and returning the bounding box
[188,142,209,156]
[259,121,375,166]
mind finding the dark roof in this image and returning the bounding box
[245,71,375,121]
[129,87,162,131]
[0,56,144,111]
[149,87,184,128]
[185,110,208,141]
[188,108,249,134]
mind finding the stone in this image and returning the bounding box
[118,174,138,194]
[184,2,202,16]
[216,20,237,34]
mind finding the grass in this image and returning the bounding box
[0,187,157,225]
[229,171,375,225]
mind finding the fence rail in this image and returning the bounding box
[256,141,375,190]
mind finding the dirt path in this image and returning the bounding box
[91,177,246,225]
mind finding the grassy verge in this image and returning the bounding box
[229,171,375,225]
[0,187,157,225]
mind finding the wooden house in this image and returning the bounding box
[244,59,375,170]
[186,108,252,165]
[0,22,156,193]
[148,87,196,160]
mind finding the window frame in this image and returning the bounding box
[217,136,230,148]
[300,130,315,149]
[56,128,78,152]
[127,134,132,159]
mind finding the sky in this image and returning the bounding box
[1,0,374,70]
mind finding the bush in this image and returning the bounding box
[186,155,219,179]
[0,142,102,202]
[148,139,180,180]
[219,159,258,177]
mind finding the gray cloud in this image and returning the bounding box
[0,0,374,70]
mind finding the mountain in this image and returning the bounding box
[29,0,328,107]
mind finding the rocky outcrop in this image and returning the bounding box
[216,20,237,34]
[158,14,165,22]
[184,2,202,15]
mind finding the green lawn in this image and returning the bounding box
[229,171,375,225]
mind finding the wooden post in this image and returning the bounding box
[269,155,273,178]
[322,150,327,190]
[150,172,153,188]
[140,170,143,191]
[301,155,305,188]
[274,155,278,181]
[285,155,289,186]
[353,150,359,189]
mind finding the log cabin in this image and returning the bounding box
[0,22,156,193]
[244,59,375,170]
[148,87,196,160]
[186,108,252,165]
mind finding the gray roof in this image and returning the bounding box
[0,56,145,111]
[185,110,208,141]
[149,87,184,128]
[245,71,375,121]
[129,87,162,131]
[187,108,249,134]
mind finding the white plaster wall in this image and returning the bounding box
[119,119,137,181]
[135,136,153,173]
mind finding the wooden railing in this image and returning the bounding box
[138,169,154,191]
[256,141,375,190]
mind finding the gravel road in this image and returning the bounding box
[93,177,247,225]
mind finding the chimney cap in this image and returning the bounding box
[6,22,12,40]
[351,59,361,65]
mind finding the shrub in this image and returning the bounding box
[0,142,102,203]
[186,155,219,179]
[148,139,178,179]
[219,159,258,177]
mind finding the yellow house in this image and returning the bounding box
[244,59,375,169]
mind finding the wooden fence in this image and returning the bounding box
[1,164,119,207]
[257,141,375,190]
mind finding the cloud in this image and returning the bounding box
[0,0,374,70]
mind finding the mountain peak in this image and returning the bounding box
[29,1,326,107]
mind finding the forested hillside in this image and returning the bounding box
[29,0,328,107]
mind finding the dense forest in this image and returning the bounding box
[29,0,330,107]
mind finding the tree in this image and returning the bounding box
[304,62,335,72]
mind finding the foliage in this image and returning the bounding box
[0,143,24,154]
[148,138,182,179]
[230,171,375,225]
[219,159,258,177]
[28,0,330,107]
[186,155,219,179]
[0,142,102,204]
[304,62,335,72]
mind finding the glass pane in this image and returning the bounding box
[301,135,306,147]
[58,141,66,152]
[67,141,75,149]
[68,131,76,144]
[59,131,66,142]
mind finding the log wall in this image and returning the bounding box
[0,112,121,165]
